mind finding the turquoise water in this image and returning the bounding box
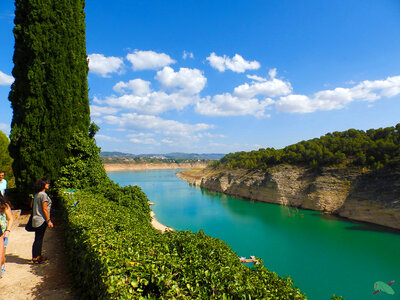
[109,169,400,299]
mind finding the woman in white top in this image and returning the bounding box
[31,178,53,264]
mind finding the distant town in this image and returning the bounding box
[100,151,225,164]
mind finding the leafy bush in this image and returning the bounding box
[56,130,108,190]
[60,188,306,299]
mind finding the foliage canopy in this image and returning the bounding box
[8,0,90,194]
[211,124,400,171]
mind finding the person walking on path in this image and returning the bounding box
[0,225,3,279]
[31,178,53,264]
[0,171,7,196]
[0,193,13,276]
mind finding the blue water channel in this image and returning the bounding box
[108,169,400,300]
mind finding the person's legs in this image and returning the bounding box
[1,237,7,273]
[0,237,3,278]
[32,222,47,259]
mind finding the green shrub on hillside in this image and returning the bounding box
[60,189,306,299]
[56,129,108,190]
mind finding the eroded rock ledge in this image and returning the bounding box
[177,165,400,230]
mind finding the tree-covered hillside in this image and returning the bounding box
[212,124,400,170]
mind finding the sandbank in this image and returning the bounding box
[151,211,173,233]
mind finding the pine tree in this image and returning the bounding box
[8,0,90,194]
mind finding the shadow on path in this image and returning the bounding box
[5,253,31,265]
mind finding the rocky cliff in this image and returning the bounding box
[177,165,400,230]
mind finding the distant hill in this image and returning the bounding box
[101,151,137,158]
[101,152,225,160]
[212,124,400,170]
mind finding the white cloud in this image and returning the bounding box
[162,138,174,144]
[0,71,14,85]
[155,66,207,95]
[127,133,159,145]
[183,51,194,59]
[96,67,206,115]
[246,74,267,82]
[275,94,315,113]
[0,123,10,135]
[126,50,175,71]
[245,68,278,83]
[198,132,226,138]
[206,52,260,73]
[268,68,277,79]
[92,96,103,104]
[103,113,214,137]
[113,79,151,95]
[355,75,400,98]
[129,137,159,145]
[195,93,274,118]
[95,134,122,142]
[103,91,198,115]
[88,53,124,77]
[276,75,400,113]
[90,105,119,116]
[234,78,292,98]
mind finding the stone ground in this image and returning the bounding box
[0,213,73,299]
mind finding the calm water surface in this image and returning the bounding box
[109,169,400,300]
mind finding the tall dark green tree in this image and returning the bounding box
[8,0,90,194]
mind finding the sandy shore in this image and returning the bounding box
[104,162,207,171]
[151,211,173,232]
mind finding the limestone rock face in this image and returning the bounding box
[177,165,400,230]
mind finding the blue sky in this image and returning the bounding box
[1,1,400,154]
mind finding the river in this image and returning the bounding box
[108,169,400,300]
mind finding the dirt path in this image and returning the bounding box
[0,213,73,299]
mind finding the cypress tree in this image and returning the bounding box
[8,0,90,194]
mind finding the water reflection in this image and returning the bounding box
[313,213,400,235]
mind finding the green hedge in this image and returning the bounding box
[60,187,306,299]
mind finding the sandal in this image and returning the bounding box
[30,257,46,264]
[39,256,48,262]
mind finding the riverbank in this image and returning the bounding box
[104,162,208,171]
[177,166,400,230]
[151,211,173,232]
